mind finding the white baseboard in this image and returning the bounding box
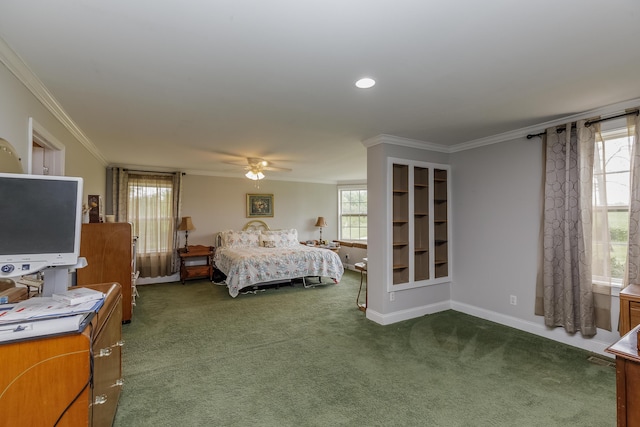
[450,301,614,358]
[366,300,451,325]
[136,273,179,285]
[364,299,615,358]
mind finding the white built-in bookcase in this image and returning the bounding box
[388,158,451,291]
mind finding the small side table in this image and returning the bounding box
[178,245,214,284]
[355,262,367,312]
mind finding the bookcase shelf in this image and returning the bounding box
[390,160,450,287]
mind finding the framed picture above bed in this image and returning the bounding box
[246,193,274,218]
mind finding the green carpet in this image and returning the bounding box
[114,271,616,426]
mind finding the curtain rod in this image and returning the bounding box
[526,109,639,139]
[121,168,185,176]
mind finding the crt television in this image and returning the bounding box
[0,172,83,281]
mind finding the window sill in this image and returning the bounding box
[593,279,622,297]
[335,240,367,249]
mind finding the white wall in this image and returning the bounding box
[0,62,106,194]
[367,140,452,325]
[366,133,622,356]
[450,136,621,355]
[180,174,339,247]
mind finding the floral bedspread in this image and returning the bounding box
[214,245,344,297]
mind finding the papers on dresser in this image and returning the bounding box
[0,311,95,343]
[0,296,104,323]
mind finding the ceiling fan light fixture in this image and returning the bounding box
[355,77,375,89]
[245,170,265,180]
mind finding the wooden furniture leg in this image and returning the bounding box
[355,262,367,312]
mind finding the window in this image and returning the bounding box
[592,127,633,286]
[128,174,175,254]
[339,186,367,241]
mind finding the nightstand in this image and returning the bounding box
[178,245,214,284]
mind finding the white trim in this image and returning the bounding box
[116,164,341,185]
[338,185,367,241]
[136,274,179,285]
[365,299,616,358]
[365,300,451,325]
[451,98,640,152]
[363,134,449,152]
[3,34,639,169]
[29,117,66,175]
[0,38,108,166]
[387,158,451,292]
[450,301,615,358]
[362,98,640,154]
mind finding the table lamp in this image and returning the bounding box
[178,216,195,252]
[314,216,328,245]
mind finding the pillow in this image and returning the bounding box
[261,229,298,248]
[218,230,232,247]
[260,237,276,248]
[225,230,260,248]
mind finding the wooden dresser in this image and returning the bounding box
[620,284,640,335]
[0,283,123,427]
[77,222,137,323]
[607,324,640,427]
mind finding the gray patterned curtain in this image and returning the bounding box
[110,167,129,222]
[171,172,183,274]
[539,120,600,336]
[109,168,183,277]
[625,112,640,287]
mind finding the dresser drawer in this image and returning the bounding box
[620,284,640,335]
[630,302,640,330]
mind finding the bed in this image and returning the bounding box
[214,220,344,297]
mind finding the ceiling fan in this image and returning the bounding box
[231,157,292,180]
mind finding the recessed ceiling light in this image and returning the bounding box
[355,78,376,89]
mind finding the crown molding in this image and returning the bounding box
[450,97,640,152]
[181,168,339,185]
[0,38,108,166]
[363,98,640,154]
[4,34,639,166]
[362,134,450,153]
[110,163,339,185]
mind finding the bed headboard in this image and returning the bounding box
[215,220,272,247]
[242,220,270,232]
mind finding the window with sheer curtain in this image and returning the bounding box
[127,174,176,278]
[592,127,633,288]
[536,111,639,335]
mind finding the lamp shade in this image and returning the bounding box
[314,217,328,227]
[178,216,195,231]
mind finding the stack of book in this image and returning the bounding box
[0,287,105,343]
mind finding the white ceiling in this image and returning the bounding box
[1,1,640,183]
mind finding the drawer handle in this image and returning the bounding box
[112,340,125,347]
[112,378,124,388]
[93,395,108,405]
[96,348,112,358]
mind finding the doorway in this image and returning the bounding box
[28,118,65,175]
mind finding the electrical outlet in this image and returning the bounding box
[345,253,350,261]
[510,295,517,306]
[390,292,395,302]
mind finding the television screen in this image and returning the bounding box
[0,173,83,278]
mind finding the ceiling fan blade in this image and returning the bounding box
[221,157,291,173]
[222,160,250,168]
[263,166,292,172]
